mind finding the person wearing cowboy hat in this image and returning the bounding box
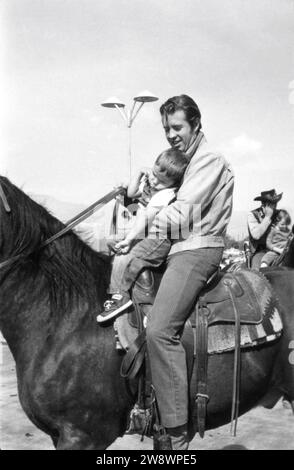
[247,189,283,268]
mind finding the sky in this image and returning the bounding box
[1,0,294,214]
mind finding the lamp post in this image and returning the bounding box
[101,90,159,179]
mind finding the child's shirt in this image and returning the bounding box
[138,180,176,210]
[266,225,290,252]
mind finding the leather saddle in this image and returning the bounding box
[128,266,269,330]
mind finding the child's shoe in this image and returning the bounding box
[97,293,132,323]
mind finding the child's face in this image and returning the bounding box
[148,164,175,190]
[277,215,287,228]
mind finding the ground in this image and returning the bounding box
[1,339,293,450]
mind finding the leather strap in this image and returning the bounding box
[0,187,126,270]
[243,241,252,268]
[120,330,146,379]
[193,301,209,438]
[224,277,241,436]
[42,187,126,248]
[0,182,11,212]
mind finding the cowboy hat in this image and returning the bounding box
[254,189,283,203]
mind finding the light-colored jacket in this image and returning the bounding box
[151,137,234,255]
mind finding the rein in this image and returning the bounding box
[0,182,11,213]
[0,186,126,270]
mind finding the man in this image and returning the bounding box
[145,95,234,449]
[247,189,282,269]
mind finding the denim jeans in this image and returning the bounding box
[109,238,171,294]
[146,247,223,428]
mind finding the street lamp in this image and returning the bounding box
[101,90,159,179]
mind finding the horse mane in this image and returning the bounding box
[0,176,110,316]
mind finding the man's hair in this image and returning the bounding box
[160,94,202,130]
[155,148,188,186]
[276,209,291,226]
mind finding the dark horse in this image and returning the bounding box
[0,175,294,449]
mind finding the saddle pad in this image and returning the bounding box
[203,306,282,354]
[114,302,283,356]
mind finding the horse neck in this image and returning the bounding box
[0,272,50,363]
[0,179,111,364]
[0,254,111,375]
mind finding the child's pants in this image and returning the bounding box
[261,250,279,266]
[108,237,171,294]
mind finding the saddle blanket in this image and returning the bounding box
[196,306,282,354]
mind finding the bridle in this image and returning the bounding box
[0,184,126,270]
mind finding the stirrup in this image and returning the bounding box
[125,403,153,439]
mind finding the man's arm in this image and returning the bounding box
[116,188,175,253]
[151,152,232,235]
[248,212,272,240]
[126,205,158,241]
[115,205,158,253]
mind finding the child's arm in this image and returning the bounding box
[127,167,151,199]
[266,228,283,254]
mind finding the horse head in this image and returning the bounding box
[0,175,60,262]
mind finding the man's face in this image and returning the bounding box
[162,110,196,152]
[261,201,277,216]
[262,201,277,209]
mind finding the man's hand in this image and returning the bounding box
[114,180,128,190]
[264,203,275,218]
[115,238,132,254]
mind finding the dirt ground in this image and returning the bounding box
[1,338,294,451]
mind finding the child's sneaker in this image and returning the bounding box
[97,293,133,323]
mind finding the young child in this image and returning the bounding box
[97,148,188,323]
[260,209,291,267]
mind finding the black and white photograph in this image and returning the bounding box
[0,0,294,453]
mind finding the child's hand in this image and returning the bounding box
[139,167,152,179]
[275,247,283,255]
[115,238,132,254]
